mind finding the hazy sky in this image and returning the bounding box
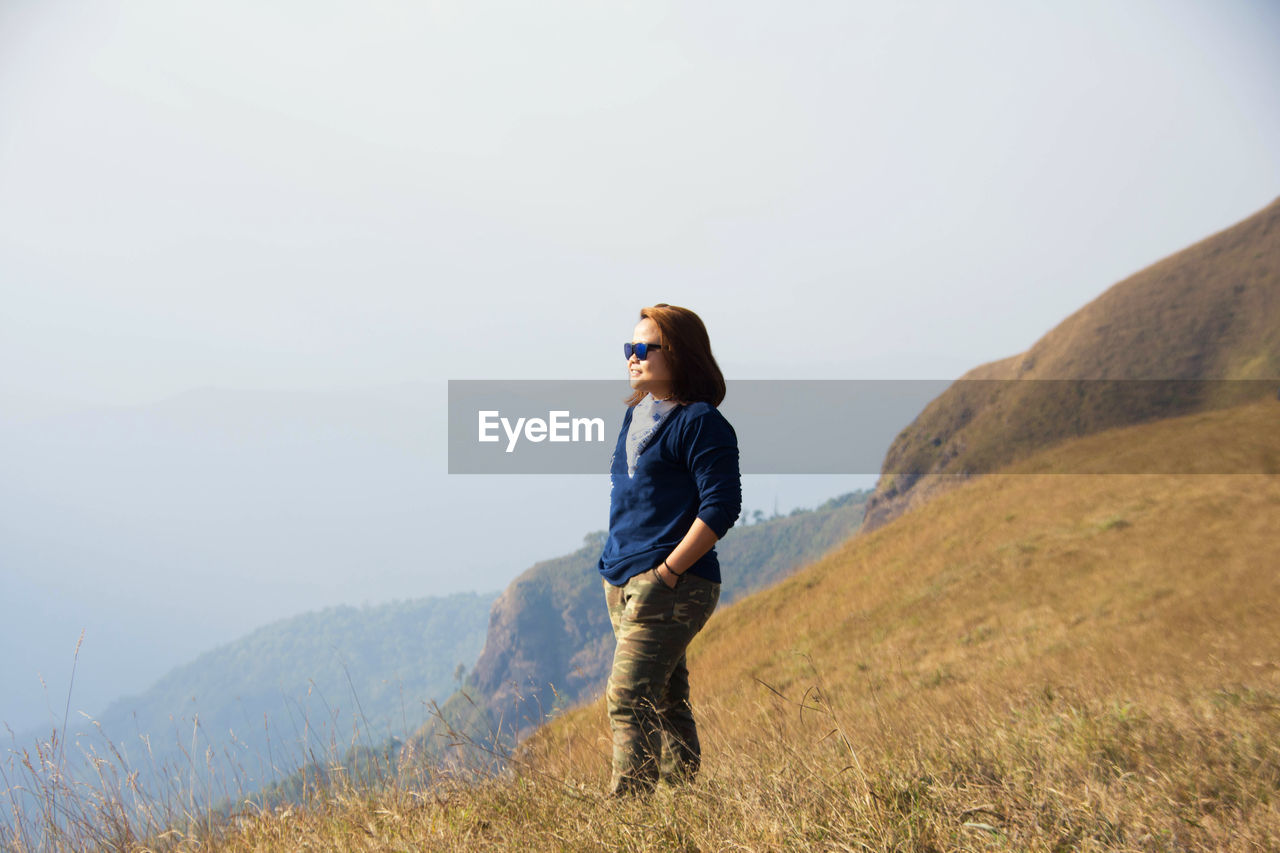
[1,1,1279,732]
[3,0,1277,406]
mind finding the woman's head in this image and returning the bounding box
[626,303,726,407]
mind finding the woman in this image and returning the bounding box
[597,303,741,796]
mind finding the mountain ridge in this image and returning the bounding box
[863,195,1280,531]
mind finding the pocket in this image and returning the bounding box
[625,568,664,602]
[627,568,673,623]
[639,567,676,594]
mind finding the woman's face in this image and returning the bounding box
[629,317,673,400]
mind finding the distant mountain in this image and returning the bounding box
[50,593,495,797]
[419,492,870,751]
[863,196,1280,530]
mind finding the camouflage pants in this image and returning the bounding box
[603,569,720,795]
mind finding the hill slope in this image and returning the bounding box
[864,196,1280,530]
[519,398,1280,849]
[689,398,1279,712]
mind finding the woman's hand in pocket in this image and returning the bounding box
[654,564,679,589]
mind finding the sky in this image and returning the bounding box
[1,0,1278,732]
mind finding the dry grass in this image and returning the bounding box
[6,400,1279,851]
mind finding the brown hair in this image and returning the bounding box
[625,303,727,408]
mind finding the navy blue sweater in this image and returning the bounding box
[597,401,741,586]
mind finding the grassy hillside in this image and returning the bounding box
[865,195,1280,530]
[39,399,1277,851]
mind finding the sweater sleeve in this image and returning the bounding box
[681,407,741,539]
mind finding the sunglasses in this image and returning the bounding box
[624,342,665,361]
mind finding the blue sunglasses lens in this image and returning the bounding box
[624,342,650,360]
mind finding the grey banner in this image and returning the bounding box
[447,380,1278,475]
